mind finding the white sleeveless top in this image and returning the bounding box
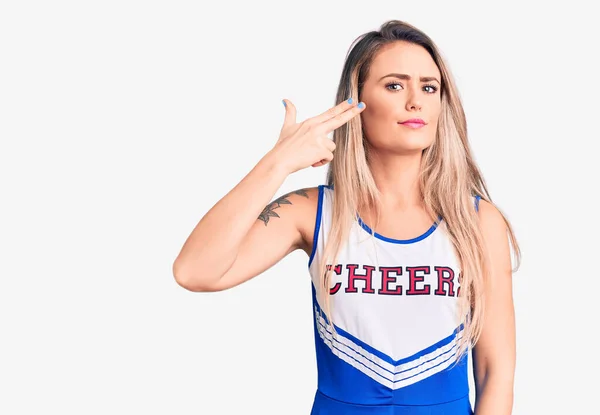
[307,184,480,413]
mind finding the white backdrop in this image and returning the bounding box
[1,0,598,414]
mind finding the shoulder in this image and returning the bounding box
[274,186,318,203]
[476,199,512,270]
[277,186,322,256]
[274,186,320,208]
[477,199,507,234]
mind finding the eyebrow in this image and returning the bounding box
[378,73,441,84]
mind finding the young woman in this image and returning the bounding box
[173,19,521,415]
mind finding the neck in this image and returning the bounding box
[367,149,424,211]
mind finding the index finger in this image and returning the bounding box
[321,101,365,133]
[311,98,357,125]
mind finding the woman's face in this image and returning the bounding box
[359,41,442,154]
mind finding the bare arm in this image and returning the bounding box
[472,200,516,415]
[172,151,292,291]
[194,185,318,292]
[172,97,364,292]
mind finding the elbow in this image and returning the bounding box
[172,260,203,292]
[172,261,221,293]
[174,274,206,292]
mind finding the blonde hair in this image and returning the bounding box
[315,19,522,364]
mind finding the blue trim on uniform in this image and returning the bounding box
[322,186,481,243]
[356,214,443,244]
[394,324,465,365]
[318,310,463,368]
[308,185,325,268]
[313,283,464,366]
[311,281,471,407]
[316,316,462,380]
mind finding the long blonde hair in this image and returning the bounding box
[316,19,522,363]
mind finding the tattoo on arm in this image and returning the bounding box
[258,189,309,226]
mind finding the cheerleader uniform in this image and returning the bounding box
[307,184,481,414]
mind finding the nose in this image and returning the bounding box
[405,89,422,111]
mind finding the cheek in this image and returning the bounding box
[364,99,400,123]
[362,109,394,136]
[431,100,442,118]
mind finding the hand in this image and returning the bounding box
[271,98,366,175]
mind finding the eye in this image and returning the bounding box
[384,81,439,94]
[423,84,439,94]
[385,81,403,92]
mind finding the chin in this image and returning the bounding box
[388,145,429,155]
[366,134,434,154]
[395,136,434,148]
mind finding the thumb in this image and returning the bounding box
[281,99,297,127]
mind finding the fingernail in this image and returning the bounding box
[282,100,286,107]
[357,102,365,109]
[347,98,353,104]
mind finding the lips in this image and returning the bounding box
[399,118,426,129]
[400,118,425,125]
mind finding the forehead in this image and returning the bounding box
[368,41,440,79]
